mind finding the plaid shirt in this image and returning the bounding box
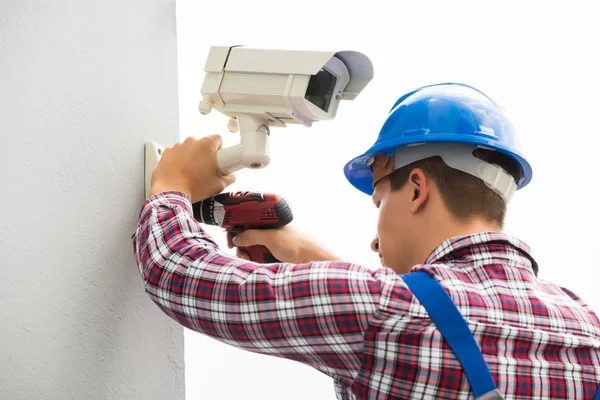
[132,192,600,399]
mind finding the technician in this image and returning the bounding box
[132,83,600,399]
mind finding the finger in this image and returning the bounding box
[232,230,262,247]
[236,248,250,260]
[206,134,223,150]
[226,232,234,249]
[223,173,236,187]
[232,231,249,247]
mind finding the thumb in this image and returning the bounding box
[207,134,223,150]
[222,172,236,186]
[232,229,267,247]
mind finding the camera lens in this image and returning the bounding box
[305,69,337,112]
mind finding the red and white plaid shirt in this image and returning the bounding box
[132,192,600,399]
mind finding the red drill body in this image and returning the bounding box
[192,192,293,263]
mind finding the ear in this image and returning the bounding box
[408,168,429,213]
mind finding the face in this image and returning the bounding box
[370,170,430,274]
[370,179,412,273]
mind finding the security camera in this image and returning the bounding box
[144,45,373,200]
[198,45,374,174]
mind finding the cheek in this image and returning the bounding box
[377,202,403,256]
[377,204,401,249]
[376,208,390,236]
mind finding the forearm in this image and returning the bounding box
[131,191,255,335]
[297,241,344,264]
[131,192,384,380]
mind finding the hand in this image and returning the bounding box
[149,135,236,203]
[227,225,342,264]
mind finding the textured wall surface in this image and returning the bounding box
[0,1,184,399]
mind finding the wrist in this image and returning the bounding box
[149,183,191,198]
[297,242,341,263]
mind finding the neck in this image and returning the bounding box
[415,216,501,265]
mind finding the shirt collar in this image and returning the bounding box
[424,231,539,275]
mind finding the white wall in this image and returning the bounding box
[0,1,184,399]
[176,1,600,399]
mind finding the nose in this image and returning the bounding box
[370,236,379,253]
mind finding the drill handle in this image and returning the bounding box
[229,231,280,263]
[245,245,279,264]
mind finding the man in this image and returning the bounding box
[132,83,600,399]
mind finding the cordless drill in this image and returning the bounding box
[191,192,293,263]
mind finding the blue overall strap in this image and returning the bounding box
[402,271,503,400]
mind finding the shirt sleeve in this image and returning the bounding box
[131,191,387,382]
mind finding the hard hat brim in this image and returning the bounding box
[344,134,533,196]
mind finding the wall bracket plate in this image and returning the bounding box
[144,141,165,199]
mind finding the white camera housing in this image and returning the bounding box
[198,45,374,174]
[143,45,373,199]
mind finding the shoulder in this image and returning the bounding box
[377,263,498,318]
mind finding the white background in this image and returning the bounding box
[175,1,600,398]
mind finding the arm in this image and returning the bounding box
[131,191,386,381]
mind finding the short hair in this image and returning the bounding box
[388,149,522,227]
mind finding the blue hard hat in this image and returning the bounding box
[344,82,533,196]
